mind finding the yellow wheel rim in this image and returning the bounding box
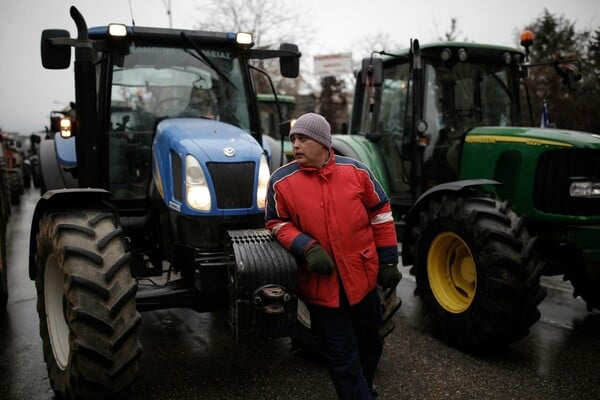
[427,231,476,313]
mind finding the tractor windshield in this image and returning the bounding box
[425,61,517,139]
[108,43,250,200]
[109,44,249,132]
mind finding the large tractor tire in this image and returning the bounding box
[408,195,546,352]
[35,208,142,399]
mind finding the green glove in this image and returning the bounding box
[378,263,401,290]
[305,244,334,275]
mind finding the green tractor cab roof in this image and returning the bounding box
[380,41,524,64]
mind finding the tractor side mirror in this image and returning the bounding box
[554,61,582,91]
[41,29,72,70]
[279,43,300,78]
[279,119,294,138]
[361,57,382,87]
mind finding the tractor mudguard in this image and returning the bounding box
[28,188,112,280]
[227,229,297,340]
[39,138,78,192]
[54,135,77,167]
[401,179,500,266]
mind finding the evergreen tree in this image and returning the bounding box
[523,9,599,133]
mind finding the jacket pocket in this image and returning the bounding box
[359,244,378,286]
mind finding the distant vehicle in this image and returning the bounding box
[0,131,24,204]
[0,137,10,314]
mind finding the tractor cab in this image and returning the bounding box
[350,42,524,212]
[97,29,255,201]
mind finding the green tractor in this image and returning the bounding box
[330,35,600,351]
[258,93,296,170]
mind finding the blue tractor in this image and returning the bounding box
[31,7,300,399]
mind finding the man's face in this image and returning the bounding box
[290,134,329,168]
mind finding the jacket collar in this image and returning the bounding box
[298,149,336,174]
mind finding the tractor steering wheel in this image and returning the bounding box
[153,96,188,117]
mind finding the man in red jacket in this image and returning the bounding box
[265,113,400,399]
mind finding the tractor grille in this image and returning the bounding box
[206,162,255,209]
[533,148,600,216]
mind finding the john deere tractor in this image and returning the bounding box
[330,35,600,351]
[32,6,302,398]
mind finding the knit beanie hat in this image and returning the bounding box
[289,113,332,149]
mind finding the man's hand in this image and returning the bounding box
[305,244,334,275]
[378,263,401,290]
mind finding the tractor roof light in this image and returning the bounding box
[236,32,254,47]
[502,52,512,65]
[59,118,72,138]
[520,30,534,48]
[570,180,600,198]
[458,48,468,62]
[520,30,534,63]
[108,24,128,37]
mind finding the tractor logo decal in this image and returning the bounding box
[223,147,236,157]
[465,135,572,147]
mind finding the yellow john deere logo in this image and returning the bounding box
[465,135,572,147]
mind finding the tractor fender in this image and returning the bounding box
[39,138,78,192]
[401,179,500,266]
[28,188,112,280]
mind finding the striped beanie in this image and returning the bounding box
[289,113,332,149]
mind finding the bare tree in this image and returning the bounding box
[436,18,468,42]
[354,33,403,59]
[193,0,313,99]
[194,0,311,48]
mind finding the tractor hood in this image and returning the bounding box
[152,118,267,216]
[154,118,264,162]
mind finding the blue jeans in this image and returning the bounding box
[308,288,383,400]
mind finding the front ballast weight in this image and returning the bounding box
[227,229,297,340]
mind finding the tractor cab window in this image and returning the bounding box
[107,43,250,199]
[377,63,413,199]
[354,61,414,204]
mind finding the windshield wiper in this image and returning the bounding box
[181,32,238,90]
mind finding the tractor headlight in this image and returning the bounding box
[186,155,211,210]
[569,179,600,198]
[256,155,270,209]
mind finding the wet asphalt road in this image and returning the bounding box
[1,189,599,400]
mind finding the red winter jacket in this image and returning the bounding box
[265,152,398,307]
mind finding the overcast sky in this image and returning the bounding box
[0,0,597,135]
